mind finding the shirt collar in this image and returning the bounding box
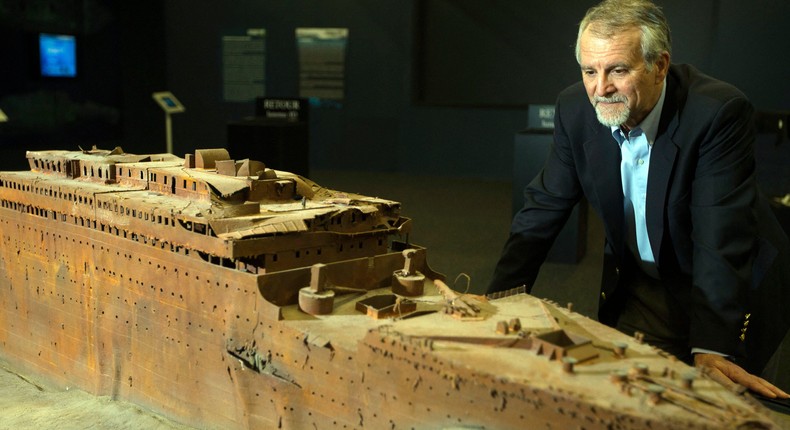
[610,78,667,146]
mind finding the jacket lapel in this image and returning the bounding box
[646,71,682,268]
[646,132,677,264]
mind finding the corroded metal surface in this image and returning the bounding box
[0,147,783,429]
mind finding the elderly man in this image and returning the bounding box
[489,0,789,398]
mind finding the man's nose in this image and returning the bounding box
[595,74,614,97]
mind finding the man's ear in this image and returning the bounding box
[654,51,671,83]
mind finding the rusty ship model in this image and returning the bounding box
[0,147,783,429]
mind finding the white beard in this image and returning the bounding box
[593,95,630,127]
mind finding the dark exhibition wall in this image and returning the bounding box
[0,0,166,170]
[1,0,789,179]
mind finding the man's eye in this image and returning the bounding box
[583,70,596,77]
[612,68,628,75]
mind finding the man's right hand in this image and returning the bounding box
[694,353,789,398]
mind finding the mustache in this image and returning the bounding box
[593,95,628,105]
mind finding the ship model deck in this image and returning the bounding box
[0,147,783,429]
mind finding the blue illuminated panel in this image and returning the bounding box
[39,33,77,78]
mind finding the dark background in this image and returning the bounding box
[1,0,788,176]
[1,0,789,395]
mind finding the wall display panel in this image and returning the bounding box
[39,33,78,78]
[296,28,349,102]
[222,29,266,102]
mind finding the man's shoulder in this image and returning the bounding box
[556,81,592,117]
[670,64,749,105]
[557,81,587,103]
[668,64,754,139]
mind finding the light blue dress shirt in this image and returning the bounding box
[611,81,666,279]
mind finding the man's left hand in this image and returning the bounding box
[694,353,789,398]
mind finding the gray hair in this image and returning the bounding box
[575,0,671,70]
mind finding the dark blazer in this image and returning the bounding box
[489,64,790,374]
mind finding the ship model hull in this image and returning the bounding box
[0,148,782,429]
